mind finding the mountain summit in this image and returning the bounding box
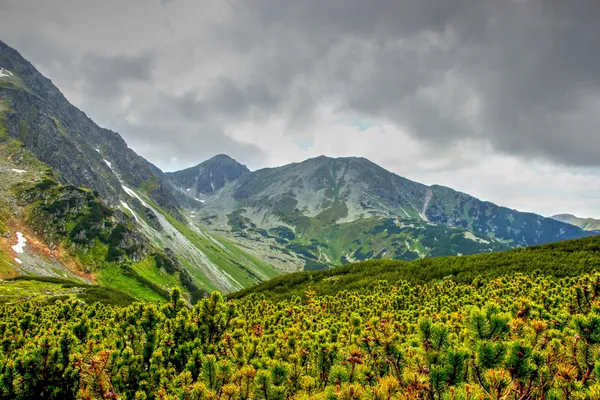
[167,154,249,197]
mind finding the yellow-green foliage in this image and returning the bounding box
[2,272,600,398]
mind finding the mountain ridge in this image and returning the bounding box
[552,213,600,232]
[1,38,594,301]
[170,153,591,269]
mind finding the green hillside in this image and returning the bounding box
[0,40,281,300]
[229,234,600,301]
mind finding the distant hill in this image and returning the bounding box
[552,213,600,232]
[229,234,600,301]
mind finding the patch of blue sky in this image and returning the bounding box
[294,137,314,150]
[351,117,375,131]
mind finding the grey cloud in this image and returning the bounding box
[172,78,280,122]
[80,52,158,98]
[190,0,600,166]
[2,0,600,169]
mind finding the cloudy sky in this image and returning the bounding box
[1,0,600,218]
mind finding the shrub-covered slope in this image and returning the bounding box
[229,234,600,301]
[2,270,600,398]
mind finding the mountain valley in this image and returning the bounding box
[0,39,595,303]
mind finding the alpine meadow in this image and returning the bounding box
[1,1,600,399]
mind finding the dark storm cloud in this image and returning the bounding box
[1,0,600,169]
[172,78,280,121]
[188,0,600,165]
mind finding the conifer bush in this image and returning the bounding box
[3,273,600,398]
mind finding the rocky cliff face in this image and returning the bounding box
[0,40,183,220]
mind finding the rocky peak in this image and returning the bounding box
[167,154,250,195]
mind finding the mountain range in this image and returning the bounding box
[0,40,594,302]
[168,154,591,270]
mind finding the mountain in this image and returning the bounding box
[0,41,182,219]
[0,41,279,301]
[172,155,592,270]
[0,39,593,301]
[552,214,600,232]
[167,154,249,198]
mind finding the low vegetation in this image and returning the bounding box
[1,271,600,398]
[0,235,596,398]
[229,235,600,302]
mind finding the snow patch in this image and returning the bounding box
[122,185,148,207]
[194,198,205,203]
[0,68,14,78]
[14,258,22,264]
[11,169,26,173]
[103,159,113,170]
[95,148,101,153]
[120,201,138,222]
[11,232,27,254]
[463,231,490,244]
[186,188,191,192]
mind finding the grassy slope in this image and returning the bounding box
[0,276,136,306]
[554,215,600,231]
[160,208,280,288]
[229,234,600,302]
[231,210,507,270]
[95,263,168,302]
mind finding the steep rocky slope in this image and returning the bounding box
[0,41,279,300]
[0,41,182,219]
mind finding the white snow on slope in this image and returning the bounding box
[14,258,22,264]
[0,68,14,78]
[11,169,26,173]
[120,201,138,222]
[103,159,113,170]
[122,185,148,207]
[11,232,27,254]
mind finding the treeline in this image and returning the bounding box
[229,234,600,301]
